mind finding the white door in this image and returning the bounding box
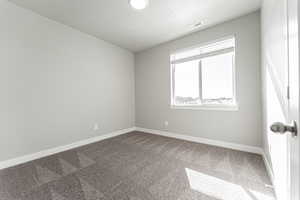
[286,0,299,199]
[262,0,299,199]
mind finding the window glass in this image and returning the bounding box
[174,60,200,105]
[201,53,234,104]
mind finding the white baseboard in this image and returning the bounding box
[0,127,135,170]
[0,126,270,175]
[135,127,277,184]
[135,127,263,154]
[262,151,274,185]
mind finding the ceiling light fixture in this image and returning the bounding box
[129,0,149,10]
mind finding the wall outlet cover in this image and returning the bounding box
[93,124,99,131]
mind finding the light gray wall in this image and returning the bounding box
[0,0,135,162]
[135,11,262,147]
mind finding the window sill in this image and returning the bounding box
[170,104,239,111]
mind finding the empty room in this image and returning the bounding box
[0,0,300,199]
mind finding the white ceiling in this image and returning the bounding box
[9,0,261,52]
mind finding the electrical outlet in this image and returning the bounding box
[93,123,99,131]
[164,121,169,127]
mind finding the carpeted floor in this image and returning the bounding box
[0,131,275,200]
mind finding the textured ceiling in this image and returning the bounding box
[9,0,261,52]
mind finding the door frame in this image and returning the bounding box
[287,0,300,199]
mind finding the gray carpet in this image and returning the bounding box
[0,131,275,200]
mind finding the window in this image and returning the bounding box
[170,37,237,111]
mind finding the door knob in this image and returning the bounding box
[270,121,297,137]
